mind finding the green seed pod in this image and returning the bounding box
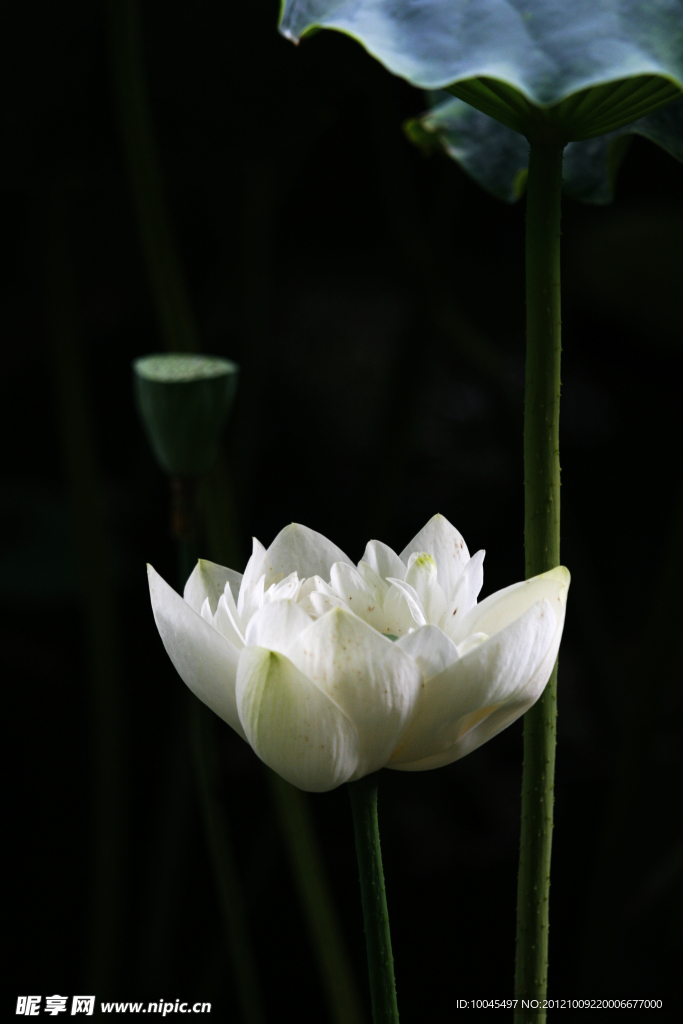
[133,354,239,476]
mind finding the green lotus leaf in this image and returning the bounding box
[280,1,683,141]
[405,92,683,203]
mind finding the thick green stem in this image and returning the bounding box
[348,775,399,1024]
[514,141,564,1023]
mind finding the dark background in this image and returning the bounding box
[3,1,681,1020]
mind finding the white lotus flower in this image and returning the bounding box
[148,514,569,792]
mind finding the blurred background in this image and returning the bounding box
[3,1,681,1018]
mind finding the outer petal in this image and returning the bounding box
[184,558,243,614]
[244,599,313,655]
[453,566,570,644]
[396,625,459,681]
[359,540,406,582]
[399,514,470,598]
[259,523,353,588]
[389,598,558,769]
[236,646,359,792]
[286,607,422,779]
[148,564,246,740]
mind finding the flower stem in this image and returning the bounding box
[514,140,564,1023]
[270,773,366,1024]
[176,504,265,1024]
[190,700,266,1024]
[348,774,399,1024]
[107,0,199,353]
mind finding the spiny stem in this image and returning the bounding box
[514,140,564,1024]
[348,774,399,1024]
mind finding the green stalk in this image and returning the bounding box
[514,141,564,1022]
[176,501,265,1024]
[46,192,127,991]
[348,775,399,1024]
[108,2,259,1000]
[270,773,366,1024]
[107,0,198,352]
[190,699,266,1024]
[110,5,359,1013]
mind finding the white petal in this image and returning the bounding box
[297,576,341,616]
[389,598,558,769]
[385,578,428,633]
[260,523,353,588]
[148,564,246,740]
[286,607,422,778]
[264,571,304,606]
[457,632,488,656]
[240,574,266,626]
[404,553,447,624]
[184,558,243,614]
[237,538,268,617]
[357,560,389,600]
[214,593,246,649]
[359,540,406,582]
[308,591,351,617]
[399,514,470,598]
[453,566,570,644]
[396,625,459,681]
[329,562,387,633]
[244,599,313,655]
[236,646,359,792]
[440,550,486,637]
[298,575,338,600]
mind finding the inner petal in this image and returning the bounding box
[404,553,447,624]
[330,562,389,633]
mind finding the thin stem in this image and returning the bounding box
[175,495,265,1024]
[45,191,127,991]
[201,457,366,1024]
[514,141,564,1023]
[270,773,366,1024]
[348,775,399,1024]
[190,701,266,1024]
[107,0,198,352]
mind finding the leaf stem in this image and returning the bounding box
[348,774,399,1024]
[514,141,564,1023]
